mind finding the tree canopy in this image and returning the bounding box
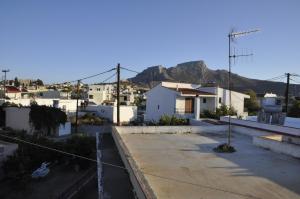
[288,100,300,118]
[244,89,260,115]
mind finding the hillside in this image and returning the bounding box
[128,61,300,96]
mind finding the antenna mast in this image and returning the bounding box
[227,29,260,146]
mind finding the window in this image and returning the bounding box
[219,97,222,103]
[89,95,93,99]
[276,99,281,105]
[203,98,207,103]
[157,105,160,110]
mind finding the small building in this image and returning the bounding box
[145,82,250,122]
[0,86,22,99]
[2,107,71,136]
[85,105,137,124]
[88,83,115,105]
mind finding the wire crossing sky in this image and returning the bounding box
[0,0,299,83]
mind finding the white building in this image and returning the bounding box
[145,82,250,122]
[85,105,137,123]
[3,107,71,136]
[88,84,115,105]
[1,98,83,113]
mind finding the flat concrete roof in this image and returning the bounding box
[115,130,300,199]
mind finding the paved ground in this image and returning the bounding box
[0,165,87,199]
[74,134,134,199]
[120,132,300,199]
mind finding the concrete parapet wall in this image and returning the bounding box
[221,116,300,137]
[253,136,300,158]
[115,125,228,135]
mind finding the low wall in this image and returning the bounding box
[112,127,154,199]
[4,107,32,132]
[232,125,273,137]
[253,136,300,158]
[220,116,300,137]
[85,105,137,123]
[115,125,228,135]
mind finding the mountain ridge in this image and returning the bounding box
[128,60,300,96]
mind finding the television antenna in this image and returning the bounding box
[227,28,260,147]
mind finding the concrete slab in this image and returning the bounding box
[117,131,300,199]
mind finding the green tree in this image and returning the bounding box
[288,100,300,118]
[35,79,44,86]
[14,77,20,87]
[244,89,260,115]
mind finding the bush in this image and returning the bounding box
[201,104,237,120]
[288,100,300,118]
[159,115,189,126]
[29,105,67,136]
[213,144,236,153]
[71,113,105,125]
[1,132,96,184]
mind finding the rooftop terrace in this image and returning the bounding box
[113,126,300,199]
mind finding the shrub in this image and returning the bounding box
[71,113,105,125]
[213,143,236,153]
[201,105,237,120]
[29,105,67,136]
[159,115,189,126]
[288,100,300,118]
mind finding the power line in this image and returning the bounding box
[98,72,117,84]
[120,67,140,74]
[53,68,116,86]
[0,132,266,198]
[0,132,127,170]
[290,78,300,84]
[264,75,286,82]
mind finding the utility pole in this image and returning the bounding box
[75,80,80,134]
[2,69,10,99]
[285,73,290,113]
[116,63,120,126]
[227,29,259,146]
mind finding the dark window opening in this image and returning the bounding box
[203,98,207,103]
[219,97,222,103]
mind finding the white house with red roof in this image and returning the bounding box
[2,86,23,99]
[145,82,250,122]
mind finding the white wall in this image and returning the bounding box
[4,107,32,133]
[114,125,228,135]
[145,85,177,122]
[85,105,137,123]
[88,84,115,105]
[221,116,300,137]
[199,87,249,116]
[6,98,83,113]
[58,122,71,136]
[200,97,215,112]
[4,107,70,136]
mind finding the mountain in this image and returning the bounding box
[128,60,300,96]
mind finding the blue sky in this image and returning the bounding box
[0,0,299,84]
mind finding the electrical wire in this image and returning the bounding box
[0,132,266,198]
[264,75,286,82]
[53,68,116,85]
[120,67,140,74]
[290,78,300,84]
[0,132,127,170]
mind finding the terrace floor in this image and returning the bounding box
[120,132,300,199]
